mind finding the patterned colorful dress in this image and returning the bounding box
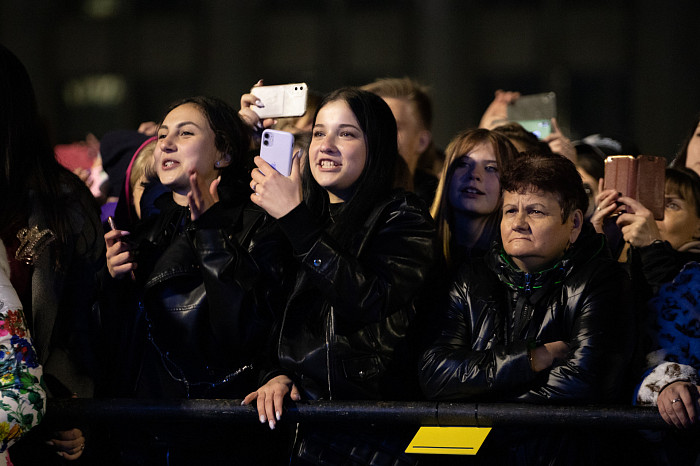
[0,241,46,465]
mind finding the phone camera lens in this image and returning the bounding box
[263,140,269,146]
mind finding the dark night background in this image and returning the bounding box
[2,0,698,161]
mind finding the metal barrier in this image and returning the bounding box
[45,399,670,430]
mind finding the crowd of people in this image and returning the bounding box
[1,42,699,465]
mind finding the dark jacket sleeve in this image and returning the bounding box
[186,202,261,355]
[419,266,535,400]
[277,195,437,326]
[516,260,635,403]
[420,257,635,404]
[636,240,700,291]
[36,184,105,399]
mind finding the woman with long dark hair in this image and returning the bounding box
[102,96,291,463]
[244,88,439,464]
[1,44,104,464]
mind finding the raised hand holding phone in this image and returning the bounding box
[250,83,308,120]
[260,129,295,177]
[239,80,277,131]
[250,150,303,219]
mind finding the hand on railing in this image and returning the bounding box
[241,375,301,430]
[657,381,699,429]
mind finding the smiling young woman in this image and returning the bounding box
[100,96,292,463]
[154,102,230,204]
[245,88,439,464]
[307,100,367,203]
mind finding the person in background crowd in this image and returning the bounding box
[362,77,443,207]
[431,128,519,271]
[243,88,438,465]
[97,129,152,223]
[574,133,639,222]
[479,89,576,161]
[671,113,700,177]
[491,121,552,154]
[420,151,634,464]
[634,260,700,466]
[1,43,104,464]
[573,142,605,220]
[54,134,107,203]
[593,166,700,464]
[591,166,700,281]
[110,136,163,230]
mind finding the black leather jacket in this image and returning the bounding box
[273,190,439,401]
[28,182,104,399]
[100,193,290,398]
[420,225,635,404]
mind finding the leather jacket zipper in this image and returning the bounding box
[326,307,334,400]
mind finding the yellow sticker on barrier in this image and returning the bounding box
[405,426,491,455]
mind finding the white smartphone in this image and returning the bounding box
[260,129,295,176]
[251,83,308,119]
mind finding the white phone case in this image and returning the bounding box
[251,83,308,119]
[260,129,295,176]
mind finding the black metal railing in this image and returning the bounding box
[45,399,670,430]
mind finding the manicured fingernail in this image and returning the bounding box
[269,420,276,430]
[255,99,264,108]
[276,411,281,421]
[45,441,54,446]
[259,415,266,423]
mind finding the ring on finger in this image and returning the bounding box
[672,398,682,404]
